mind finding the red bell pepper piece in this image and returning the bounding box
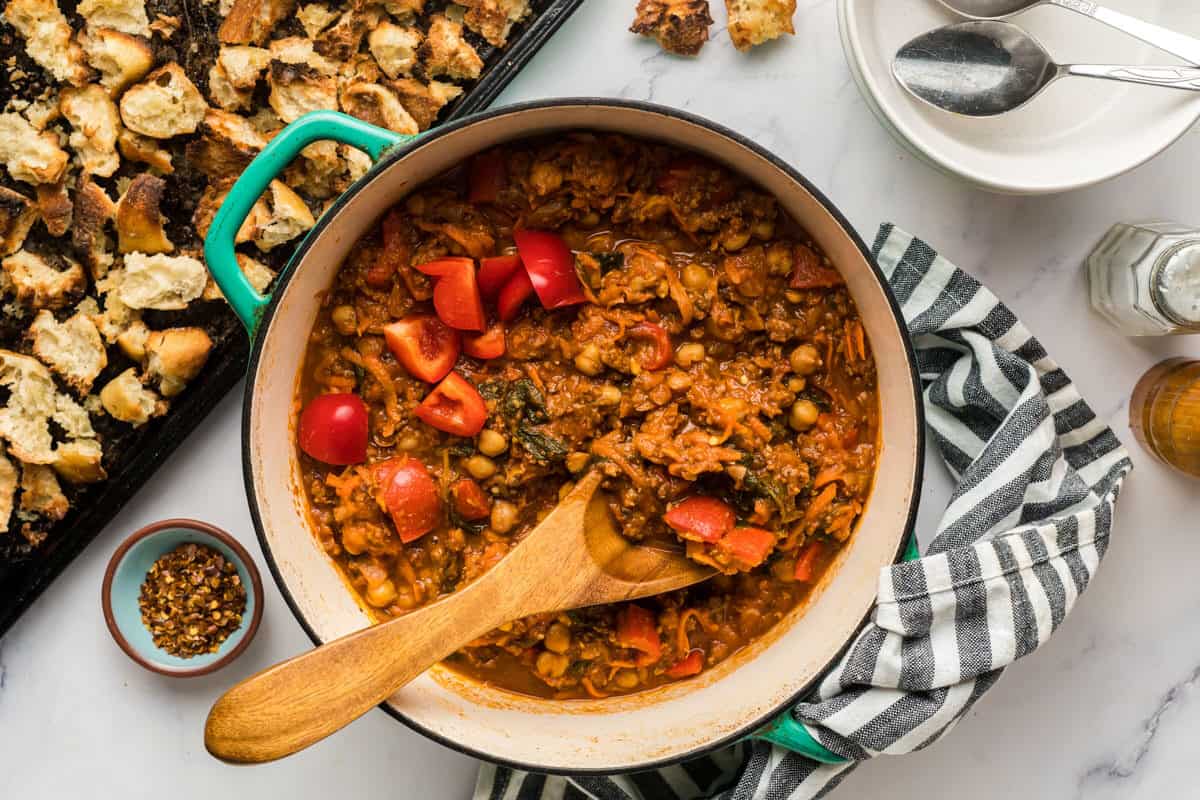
[477,254,523,298]
[664,649,704,679]
[616,604,661,665]
[628,322,673,371]
[451,478,491,521]
[663,496,736,543]
[514,229,587,310]
[468,150,506,205]
[383,314,461,383]
[463,322,505,360]
[720,527,776,569]
[371,457,441,543]
[497,269,535,322]
[415,259,486,332]
[790,245,844,290]
[414,257,475,277]
[415,372,488,437]
[794,541,824,583]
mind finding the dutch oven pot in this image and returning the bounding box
[204,100,924,773]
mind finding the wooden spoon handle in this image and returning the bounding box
[204,575,516,763]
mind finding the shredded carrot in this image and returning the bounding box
[342,347,400,437]
[677,608,703,655]
[592,439,649,487]
[524,364,548,396]
[813,464,845,489]
[581,677,608,699]
[804,484,838,526]
[855,321,867,361]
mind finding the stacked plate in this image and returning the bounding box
[838,0,1200,194]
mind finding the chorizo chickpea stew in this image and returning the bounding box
[295,132,880,701]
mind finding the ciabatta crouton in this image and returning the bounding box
[239,180,316,251]
[339,82,418,135]
[111,252,207,310]
[724,0,795,51]
[119,63,208,139]
[2,250,86,309]
[20,463,67,521]
[423,14,483,80]
[207,62,252,112]
[631,0,713,56]
[368,22,422,80]
[315,8,367,62]
[217,45,272,90]
[0,453,16,532]
[0,113,69,185]
[383,0,423,20]
[100,367,165,426]
[116,129,173,173]
[3,0,91,86]
[386,78,461,130]
[0,188,38,256]
[297,3,339,38]
[0,349,97,465]
[77,0,150,36]
[34,182,72,238]
[458,0,530,47]
[79,27,154,96]
[144,327,213,397]
[202,252,276,302]
[53,438,105,483]
[219,0,297,45]
[267,59,338,123]
[72,181,116,277]
[60,85,122,177]
[115,173,173,254]
[184,109,268,180]
[30,307,108,394]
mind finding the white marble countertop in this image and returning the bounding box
[4,2,1200,798]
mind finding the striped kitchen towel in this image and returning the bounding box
[475,224,1133,800]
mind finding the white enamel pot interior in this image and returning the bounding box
[244,99,924,773]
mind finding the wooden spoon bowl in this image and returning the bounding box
[204,470,714,764]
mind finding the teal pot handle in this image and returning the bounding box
[753,533,921,763]
[203,110,415,335]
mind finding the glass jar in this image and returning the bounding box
[1088,222,1200,336]
[1130,358,1200,478]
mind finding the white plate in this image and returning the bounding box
[838,0,1200,194]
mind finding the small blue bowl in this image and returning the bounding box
[102,518,264,676]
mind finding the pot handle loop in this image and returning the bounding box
[753,533,921,764]
[203,110,413,336]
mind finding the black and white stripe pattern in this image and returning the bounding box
[475,225,1132,800]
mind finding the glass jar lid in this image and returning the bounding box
[1153,242,1200,327]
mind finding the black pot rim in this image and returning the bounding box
[239,97,926,776]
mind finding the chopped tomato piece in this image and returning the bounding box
[616,604,661,665]
[426,260,487,332]
[414,257,475,278]
[497,269,535,322]
[478,254,523,298]
[794,541,824,583]
[451,478,491,521]
[463,322,505,360]
[663,496,736,543]
[720,527,776,569]
[628,322,673,371]
[383,314,461,383]
[468,150,506,205]
[514,229,587,310]
[371,457,441,543]
[664,649,704,678]
[298,393,369,466]
[790,245,844,290]
[415,372,488,437]
[366,210,407,287]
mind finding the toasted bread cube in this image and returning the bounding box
[219,0,297,45]
[239,180,316,252]
[116,174,173,254]
[0,113,69,185]
[184,108,268,181]
[387,78,461,131]
[2,250,85,309]
[30,308,108,394]
[725,0,795,51]
[120,63,208,139]
[73,181,116,278]
[3,0,91,86]
[368,22,422,80]
[79,27,154,96]
[77,0,149,35]
[88,288,142,346]
[117,129,173,173]
[144,327,213,397]
[458,0,530,47]
[631,0,713,56]
[217,45,271,90]
[268,59,338,123]
[383,0,422,20]
[53,438,105,483]
[207,62,252,112]
[0,350,96,466]
[0,452,16,532]
[203,253,276,302]
[20,463,67,521]
[60,85,122,178]
[339,83,418,136]
[315,8,366,62]
[113,252,207,310]
[100,367,165,426]
[423,14,483,81]
[297,3,339,38]
[34,182,72,238]
[0,188,38,256]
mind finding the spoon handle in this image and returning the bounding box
[1051,0,1200,66]
[1063,63,1200,91]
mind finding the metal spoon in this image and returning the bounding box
[894,22,1200,117]
[937,0,1200,66]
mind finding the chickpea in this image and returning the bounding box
[722,229,751,252]
[675,342,706,368]
[566,452,590,473]
[397,433,421,452]
[490,500,519,534]
[787,376,807,393]
[536,650,571,679]
[681,263,710,291]
[465,455,497,480]
[331,305,357,336]
[366,579,397,608]
[341,525,367,556]
[789,344,821,376]
[789,399,820,431]
[667,372,693,392]
[574,344,603,376]
[478,429,508,457]
[544,623,572,654]
[752,219,776,240]
[613,669,640,690]
[597,385,622,406]
[579,211,601,227]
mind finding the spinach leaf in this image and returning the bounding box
[514,424,569,463]
[735,456,801,523]
[573,252,626,291]
[501,379,549,425]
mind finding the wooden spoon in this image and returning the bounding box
[205,470,714,763]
